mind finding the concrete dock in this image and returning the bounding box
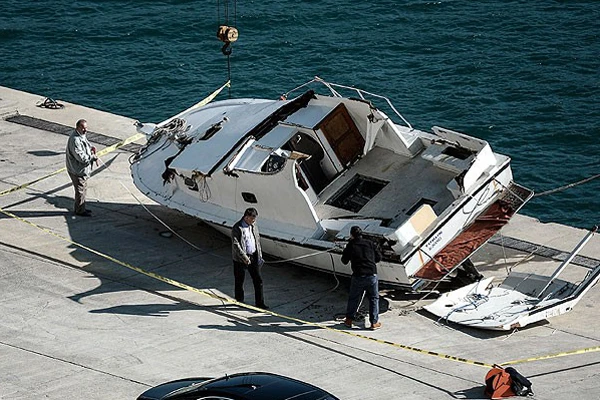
[0,86,598,400]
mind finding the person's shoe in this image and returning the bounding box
[370,322,382,330]
[256,304,270,310]
[75,210,92,217]
[343,318,352,328]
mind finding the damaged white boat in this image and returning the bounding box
[130,77,532,288]
[424,227,599,330]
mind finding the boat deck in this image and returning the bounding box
[315,145,457,228]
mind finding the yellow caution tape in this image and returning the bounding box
[95,132,145,157]
[2,204,597,369]
[500,345,600,366]
[0,132,145,198]
[0,202,496,369]
[157,80,231,127]
[0,168,68,197]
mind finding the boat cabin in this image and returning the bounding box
[154,90,502,257]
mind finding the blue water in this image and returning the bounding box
[1,1,598,229]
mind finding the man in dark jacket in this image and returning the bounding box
[341,226,382,330]
[231,207,268,309]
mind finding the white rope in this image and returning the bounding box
[196,175,211,202]
[265,248,334,264]
[96,157,216,255]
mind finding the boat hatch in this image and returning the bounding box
[326,174,388,212]
[316,103,365,168]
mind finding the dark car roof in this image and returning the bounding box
[202,373,334,399]
[161,372,338,400]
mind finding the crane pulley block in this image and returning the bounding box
[217,25,239,43]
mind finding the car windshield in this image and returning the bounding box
[164,374,338,400]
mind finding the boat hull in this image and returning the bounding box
[130,79,533,289]
[208,222,411,286]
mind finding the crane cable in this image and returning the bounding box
[217,0,238,97]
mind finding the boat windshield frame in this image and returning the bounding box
[281,76,413,130]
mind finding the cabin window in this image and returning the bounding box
[241,192,258,203]
[326,174,388,212]
[283,132,331,193]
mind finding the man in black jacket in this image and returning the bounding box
[341,226,382,330]
[231,208,268,309]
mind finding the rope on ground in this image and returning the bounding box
[265,248,334,264]
[36,97,64,109]
[99,157,209,254]
[297,253,341,314]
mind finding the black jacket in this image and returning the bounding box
[341,237,382,276]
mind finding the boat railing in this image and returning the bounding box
[282,76,413,130]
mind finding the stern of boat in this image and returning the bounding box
[407,180,534,282]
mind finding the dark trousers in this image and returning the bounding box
[345,274,379,324]
[233,253,265,306]
[68,172,88,214]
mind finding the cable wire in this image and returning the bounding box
[533,173,600,197]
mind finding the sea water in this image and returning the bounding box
[1,0,598,229]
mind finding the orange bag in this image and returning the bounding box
[484,366,516,399]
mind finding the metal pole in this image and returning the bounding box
[538,226,598,298]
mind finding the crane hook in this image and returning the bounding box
[217,25,238,56]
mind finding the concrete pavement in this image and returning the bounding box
[1,85,599,399]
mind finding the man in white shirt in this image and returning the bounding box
[231,208,268,309]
